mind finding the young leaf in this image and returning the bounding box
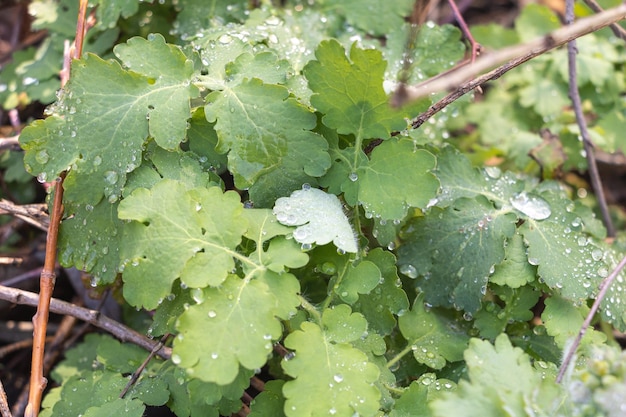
[334,260,381,304]
[304,39,405,140]
[358,138,438,220]
[174,274,299,385]
[282,308,381,417]
[118,180,247,309]
[273,186,358,253]
[398,294,469,370]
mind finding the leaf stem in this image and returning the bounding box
[386,343,415,370]
[299,296,322,324]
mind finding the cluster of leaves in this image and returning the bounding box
[9,0,626,416]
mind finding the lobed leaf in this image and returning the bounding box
[358,138,439,220]
[398,295,469,370]
[174,274,299,384]
[20,33,197,205]
[282,310,381,417]
[118,179,247,309]
[304,40,405,139]
[398,196,517,313]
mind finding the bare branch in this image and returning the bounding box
[557,253,626,383]
[395,3,626,105]
[0,285,171,359]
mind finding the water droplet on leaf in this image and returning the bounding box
[510,192,551,220]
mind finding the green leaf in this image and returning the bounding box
[398,294,469,370]
[20,33,197,205]
[520,189,607,301]
[118,180,247,309]
[514,4,561,42]
[431,334,563,417]
[82,399,145,417]
[353,249,409,336]
[334,260,381,304]
[386,23,465,83]
[41,372,136,417]
[58,199,122,284]
[205,78,330,202]
[542,295,606,349]
[600,246,626,331]
[249,380,286,417]
[282,311,381,417]
[273,186,358,253]
[359,139,438,220]
[305,40,405,139]
[389,375,456,417]
[174,274,299,384]
[398,196,517,313]
[173,0,248,38]
[326,0,413,36]
[489,233,536,288]
[322,304,368,343]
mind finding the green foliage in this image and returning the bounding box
[11,1,626,416]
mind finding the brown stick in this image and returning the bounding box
[25,2,90,413]
[24,175,64,417]
[394,3,626,105]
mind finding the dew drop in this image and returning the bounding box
[93,155,102,166]
[171,354,181,364]
[208,310,217,318]
[400,264,418,279]
[333,374,343,383]
[35,150,49,164]
[510,192,551,220]
[211,352,219,359]
[349,172,358,182]
[591,249,604,261]
[104,170,119,185]
[36,172,47,183]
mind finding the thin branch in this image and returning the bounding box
[0,285,171,359]
[564,1,615,237]
[557,253,626,383]
[0,199,49,231]
[120,334,171,399]
[582,0,626,40]
[0,136,20,151]
[394,3,626,105]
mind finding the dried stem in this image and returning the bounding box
[582,0,626,40]
[0,285,172,358]
[565,2,615,237]
[557,253,626,382]
[395,3,626,105]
